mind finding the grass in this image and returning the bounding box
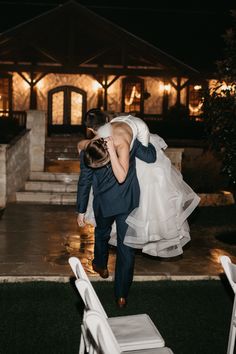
[0,280,233,354]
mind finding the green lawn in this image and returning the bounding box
[0,280,233,354]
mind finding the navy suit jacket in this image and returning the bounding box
[76,139,156,218]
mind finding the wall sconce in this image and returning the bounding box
[92,81,103,91]
[194,85,202,91]
[160,83,171,94]
[36,79,44,90]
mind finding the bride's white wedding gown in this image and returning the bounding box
[84,115,200,258]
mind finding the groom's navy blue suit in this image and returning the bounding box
[76,138,156,299]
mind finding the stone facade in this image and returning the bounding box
[12,73,189,116]
[0,110,47,207]
[26,110,46,172]
[0,131,30,206]
[0,145,7,207]
[165,148,184,171]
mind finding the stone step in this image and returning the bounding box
[15,171,80,205]
[30,171,79,182]
[45,154,79,161]
[25,181,77,193]
[45,136,81,161]
[16,191,76,205]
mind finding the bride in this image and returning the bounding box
[78,111,200,258]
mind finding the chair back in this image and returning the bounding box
[68,256,90,282]
[75,279,107,318]
[85,310,121,354]
[220,256,236,293]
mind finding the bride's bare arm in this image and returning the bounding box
[77,139,90,153]
[105,137,129,184]
[77,136,100,153]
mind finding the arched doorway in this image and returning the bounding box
[48,85,86,134]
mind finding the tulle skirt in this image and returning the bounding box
[85,134,200,258]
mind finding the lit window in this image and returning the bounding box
[0,77,10,115]
[122,78,143,115]
[188,84,203,117]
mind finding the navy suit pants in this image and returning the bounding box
[94,211,135,299]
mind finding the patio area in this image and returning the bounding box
[0,202,236,281]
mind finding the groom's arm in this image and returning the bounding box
[134,139,156,163]
[76,151,93,214]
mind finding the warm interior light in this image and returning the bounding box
[221,190,231,195]
[92,81,102,91]
[221,84,232,91]
[160,83,171,94]
[189,102,203,113]
[125,85,141,106]
[36,79,44,90]
[194,85,202,90]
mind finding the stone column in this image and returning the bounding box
[26,110,46,172]
[0,145,7,207]
[165,148,184,171]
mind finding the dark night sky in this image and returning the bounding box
[0,0,235,72]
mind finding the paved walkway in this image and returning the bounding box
[1,202,236,282]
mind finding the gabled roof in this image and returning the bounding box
[0,0,199,76]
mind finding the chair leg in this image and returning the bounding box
[227,322,236,354]
[227,298,236,354]
[79,330,86,354]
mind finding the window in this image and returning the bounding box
[48,86,86,125]
[188,84,203,118]
[0,75,12,116]
[122,77,144,115]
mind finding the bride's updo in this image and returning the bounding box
[84,138,110,168]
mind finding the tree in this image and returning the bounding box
[203,10,236,190]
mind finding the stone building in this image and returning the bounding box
[0,1,233,209]
[0,0,204,135]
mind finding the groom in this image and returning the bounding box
[76,109,156,307]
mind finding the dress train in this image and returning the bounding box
[109,134,200,258]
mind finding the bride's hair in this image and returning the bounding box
[84,138,110,168]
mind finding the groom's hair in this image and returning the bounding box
[85,108,109,131]
[84,138,110,168]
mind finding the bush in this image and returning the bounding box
[145,119,205,140]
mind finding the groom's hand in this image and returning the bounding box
[77,213,85,227]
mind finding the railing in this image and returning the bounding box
[0,110,27,127]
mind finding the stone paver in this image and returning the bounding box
[0,203,236,282]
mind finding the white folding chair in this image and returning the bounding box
[75,278,165,353]
[69,257,165,352]
[220,255,236,354]
[84,309,174,354]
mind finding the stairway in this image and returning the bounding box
[45,135,81,161]
[16,171,79,205]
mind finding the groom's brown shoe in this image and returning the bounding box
[92,263,109,279]
[116,297,127,309]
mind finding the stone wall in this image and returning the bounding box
[0,110,46,207]
[0,131,30,206]
[12,72,189,116]
[26,110,46,172]
[166,148,184,171]
[0,145,7,207]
